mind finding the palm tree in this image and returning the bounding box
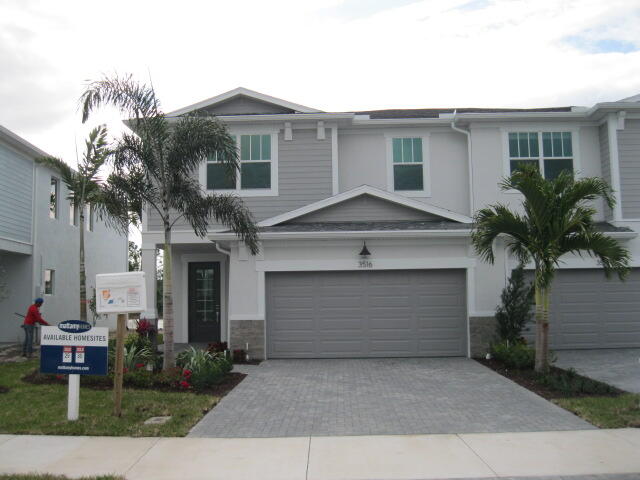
[80,74,259,370]
[472,166,630,372]
[37,126,129,322]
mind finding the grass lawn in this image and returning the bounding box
[0,360,218,436]
[554,394,640,428]
[0,475,123,480]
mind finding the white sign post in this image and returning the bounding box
[96,272,146,416]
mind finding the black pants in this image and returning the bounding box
[22,324,35,356]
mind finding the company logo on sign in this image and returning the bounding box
[58,320,92,333]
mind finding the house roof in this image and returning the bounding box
[167,87,323,116]
[258,185,473,226]
[259,220,471,233]
[0,124,51,159]
[355,107,574,119]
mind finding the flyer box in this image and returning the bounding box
[96,271,147,314]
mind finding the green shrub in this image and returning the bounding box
[537,368,619,396]
[495,266,534,344]
[125,332,152,352]
[176,347,232,390]
[491,341,535,369]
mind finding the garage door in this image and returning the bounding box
[266,269,467,358]
[526,268,640,349]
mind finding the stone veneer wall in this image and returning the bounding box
[229,320,265,360]
[469,316,496,358]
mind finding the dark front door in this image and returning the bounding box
[188,262,221,343]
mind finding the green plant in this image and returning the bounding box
[176,347,232,389]
[80,74,259,370]
[537,368,619,396]
[495,265,534,344]
[491,341,535,370]
[472,165,630,371]
[125,332,152,351]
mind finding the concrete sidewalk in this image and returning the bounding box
[1,429,639,480]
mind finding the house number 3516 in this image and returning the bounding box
[358,260,373,268]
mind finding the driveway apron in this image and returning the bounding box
[189,358,593,438]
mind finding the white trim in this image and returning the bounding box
[255,257,475,272]
[385,133,431,198]
[211,230,471,241]
[199,131,279,197]
[257,184,472,226]
[167,87,322,116]
[607,113,623,221]
[331,127,339,195]
[500,127,581,192]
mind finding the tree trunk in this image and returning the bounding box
[534,282,544,372]
[540,288,551,372]
[162,227,174,370]
[79,207,87,322]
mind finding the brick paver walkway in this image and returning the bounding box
[189,358,593,438]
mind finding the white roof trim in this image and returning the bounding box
[258,185,473,227]
[208,229,471,241]
[167,87,323,116]
[0,124,51,159]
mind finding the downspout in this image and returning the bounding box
[451,110,475,216]
[213,241,231,256]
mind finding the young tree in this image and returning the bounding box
[472,166,630,372]
[37,126,129,321]
[495,265,534,345]
[128,241,141,271]
[80,74,259,370]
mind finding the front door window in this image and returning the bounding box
[188,262,221,343]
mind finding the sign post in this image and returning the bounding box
[96,272,146,417]
[40,320,109,421]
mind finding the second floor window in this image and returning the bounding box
[49,177,58,219]
[44,269,55,295]
[509,131,573,180]
[392,137,424,191]
[206,134,274,192]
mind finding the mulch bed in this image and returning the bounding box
[0,386,9,394]
[21,370,246,397]
[476,358,624,400]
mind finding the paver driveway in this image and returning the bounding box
[555,349,640,393]
[189,358,592,438]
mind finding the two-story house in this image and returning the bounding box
[0,125,129,342]
[139,88,640,360]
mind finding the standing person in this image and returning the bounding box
[23,298,50,357]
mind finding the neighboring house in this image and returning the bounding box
[139,88,640,359]
[0,125,128,342]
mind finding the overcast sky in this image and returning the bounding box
[2,0,639,164]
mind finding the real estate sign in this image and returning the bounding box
[95,271,147,314]
[40,320,108,375]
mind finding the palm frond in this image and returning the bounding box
[560,231,630,280]
[472,204,530,264]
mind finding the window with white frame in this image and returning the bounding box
[205,134,274,191]
[392,137,424,191]
[44,269,55,295]
[508,131,574,180]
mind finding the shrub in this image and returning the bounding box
[537,368,620,396]
[176,347,232,390]
[108,341,153,372]
[207,341,228,354]
[491,341,535,369]
[495,266,534,344]
[125,332,152,352]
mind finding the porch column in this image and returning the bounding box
[140,248,157,318]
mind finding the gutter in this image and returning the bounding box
[451,110,474,216]
[208,230,473,241]
[213,241,231,256]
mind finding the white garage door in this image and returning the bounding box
[266,269,467,358]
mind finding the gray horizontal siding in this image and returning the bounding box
[147,129,333,232]
[599,124,612,220]
[0,143,33,243]
[203,96,293,115]
[619,120,640,218]
[292,194,438,223]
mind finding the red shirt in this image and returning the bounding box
[24,305,49,326]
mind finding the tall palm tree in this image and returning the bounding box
[38,126,129,322]
[472,166,630,372]
[80,74,259,370]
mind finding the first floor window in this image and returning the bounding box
[392,137,424,191]
[509,131,573,180]
[44,269,55,295]
[49,178,58,219]
[206,134,272,190]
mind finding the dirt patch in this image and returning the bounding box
[476,358,624,400]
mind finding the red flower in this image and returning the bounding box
[183,369,192,378]
[55,374,64,380]
[135,363,145,369]
[179,380,190,389]
[123,367,128,373]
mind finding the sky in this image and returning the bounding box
[1,0,639,187]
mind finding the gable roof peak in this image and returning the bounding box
[167,87,323,116]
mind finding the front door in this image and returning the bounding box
[188,262,221,343]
